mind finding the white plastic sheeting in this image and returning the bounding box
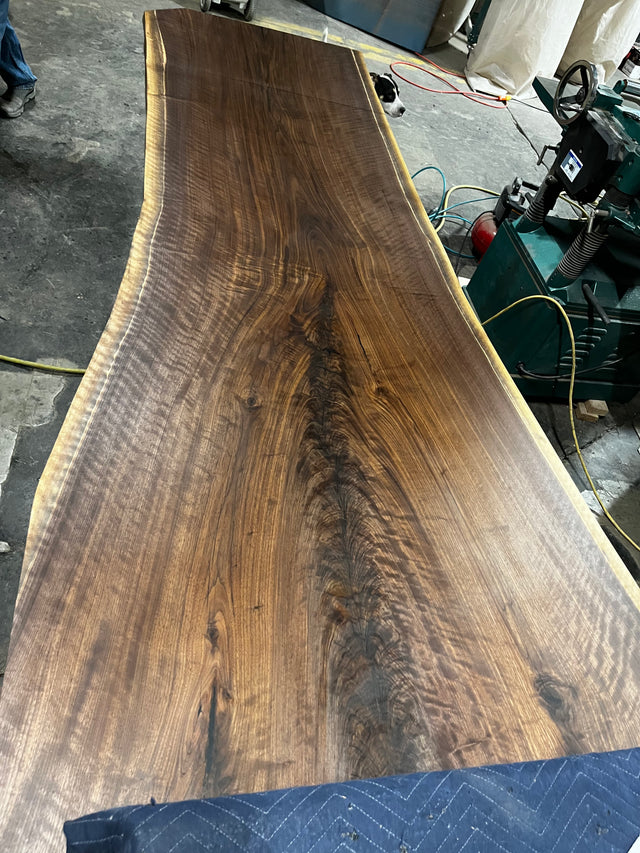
[464,0,640,97]
[559,0,640,83]
[465,0,584,97]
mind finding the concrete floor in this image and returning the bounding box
[1,0,639,678]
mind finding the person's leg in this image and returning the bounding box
[1,21,37,88]
[0,5,37,88]
[0,0,9,44]
[0,0,37,117]
[0,0,7,45]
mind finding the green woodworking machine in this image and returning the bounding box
[466,61,640,402]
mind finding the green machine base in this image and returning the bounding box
[465,217,640,402]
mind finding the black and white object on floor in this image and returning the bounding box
[370,72,406,117]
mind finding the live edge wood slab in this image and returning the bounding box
[1,10,640,851]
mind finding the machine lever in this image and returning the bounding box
[582,282,611,325]
[586,208,610,234]
[618,79,640,100]
[537,144,560,167]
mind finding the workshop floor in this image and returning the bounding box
[1,0,639,678]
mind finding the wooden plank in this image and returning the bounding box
[576,401,600,423]
[584,399,609,418]
[1,9,640,851]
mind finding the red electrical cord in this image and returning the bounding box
[390,55,508,110]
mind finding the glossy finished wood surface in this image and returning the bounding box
[1,10,640,851]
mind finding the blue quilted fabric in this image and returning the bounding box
[64,749,640,852]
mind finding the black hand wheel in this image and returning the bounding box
[553,60,598,126]
[200,0,212,11]
[243,0,254,21]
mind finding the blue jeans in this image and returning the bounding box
[0,0,36,89]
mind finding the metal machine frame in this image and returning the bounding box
[466,62,640,402]
[201,0,254,22]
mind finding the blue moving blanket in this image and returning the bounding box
[65,748,640,852]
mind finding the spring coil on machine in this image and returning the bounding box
[523,186,552,226]
[519,175,561,230]
[555,226,608,281]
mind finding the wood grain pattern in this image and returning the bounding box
[1,10,640,850]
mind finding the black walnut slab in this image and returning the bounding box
[1,10,639,852]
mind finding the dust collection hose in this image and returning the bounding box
[517,174,561,232]
[547,221,609,289]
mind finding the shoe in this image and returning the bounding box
[0,86,36,119]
